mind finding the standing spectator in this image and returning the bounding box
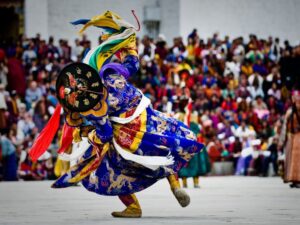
[279,89,300,188]
[33,95,51,132]
[139,36,156,60]
[22,40,37,66]
[6,51,26,97]
[155,34,168,61]
[270,38,282,62]
[6,90,21,125]
[0,60,8,87]
[0,84,8,132]
[71,39,84,62]
[267,137,279,175]
[0,130,18,181]
[47,36,59,60]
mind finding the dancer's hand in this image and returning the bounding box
[88,129,103,146]
[87,128,112,145]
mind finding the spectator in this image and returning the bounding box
[0,84,8,131]
[0,130,18,181]
[0,29,298,180]
[71,39,84,62]
[0,60,8,87]
[25,81,43,109]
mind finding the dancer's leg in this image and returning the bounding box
[112,194,142,218]
[167,174,190,207]
[193,176,200,188]
[182,177,188,188]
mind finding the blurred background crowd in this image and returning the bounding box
[0,29,300,181]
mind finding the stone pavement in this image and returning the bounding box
[0,176,300,225]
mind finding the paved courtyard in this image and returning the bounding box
[0,176,300,225]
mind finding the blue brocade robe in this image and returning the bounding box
[53,56,204,195]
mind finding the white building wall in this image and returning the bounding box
[179,0,300,45]
[25,0,300,47]
[25,0,179,46]
[160,0,180,44]
[47,0,151,47]
[25,0,48,39]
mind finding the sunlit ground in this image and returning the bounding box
[1,176,299,225]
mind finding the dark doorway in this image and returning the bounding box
[0,0,24,42]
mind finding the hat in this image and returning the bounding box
[18,103,26,110]
[158,34,166,42]
[10,90,17,97]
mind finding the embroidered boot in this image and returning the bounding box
[112,194,142,218]
[168,174,190,207]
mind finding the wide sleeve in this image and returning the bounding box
[66,110,113,145]
[87,116,113,145]
[122,55,139,76]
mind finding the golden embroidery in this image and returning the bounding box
[151,116,168,134]
[86,71,92,78]
[91,82,99,87]
[83,98,90,105]
[90,93,98,99]
[76,67,82,74]
[107,166,136,193]
[80,89,108,117]
[177,147,192,161]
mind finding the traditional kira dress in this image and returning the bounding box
[279,105,300,187]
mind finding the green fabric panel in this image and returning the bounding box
[178,147,210,177]
[88,39,125,71]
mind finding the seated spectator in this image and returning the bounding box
[247,77,264,99]
[252,96,268,110]
[25,81,42,109]
[221,96,238,112]
[0,29,298,180]
[267,83,281,100]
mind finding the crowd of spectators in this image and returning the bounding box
[0,29,300,181]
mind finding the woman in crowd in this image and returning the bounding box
[279,88,300,188]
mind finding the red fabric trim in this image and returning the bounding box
[29,105,62,162]
[57,124,74,154]
[119,195,135,206]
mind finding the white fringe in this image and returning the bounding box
[113,138,174,171]
[58,138,90,162]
